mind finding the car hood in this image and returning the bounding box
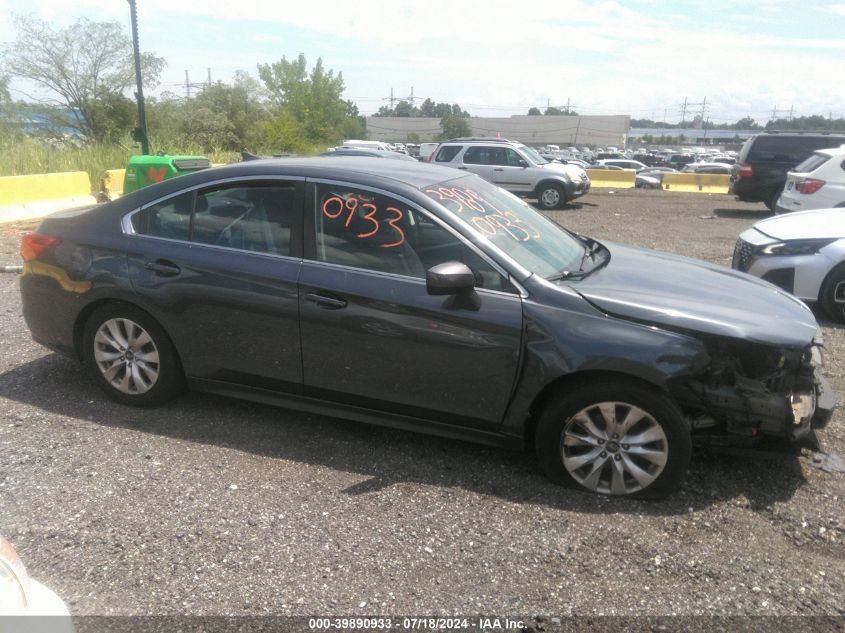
[754,208,845,240]
[572,243,817,347]
[541,162,586,179]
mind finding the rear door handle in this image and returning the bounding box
[144,259,181,277]
[305,292,347,310]
[457,166,468,170]
[493,168,504,171]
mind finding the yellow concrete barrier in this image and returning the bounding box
[662,173,730,194]
[585,169,636,189]
[0,171,96,224]
[101,169,126,200]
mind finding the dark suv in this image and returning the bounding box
[730,131,845,211]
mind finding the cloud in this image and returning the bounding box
[4,0,843,120]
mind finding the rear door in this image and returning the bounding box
[125,178,305,392]
[298,179,524,430]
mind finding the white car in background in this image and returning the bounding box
[776,144,845,214]
[733,208,845,322]
[1,535,73,630]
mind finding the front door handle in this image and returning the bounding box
[305,292,347,310]
[144,259,181,277]
[456,166,468,170]
[493,168,504,171]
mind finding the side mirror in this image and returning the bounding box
[426,261,475,295]
[518,159,529,168]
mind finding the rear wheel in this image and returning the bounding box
[535,380,691,498]
[82,303,184,406]
[765,189,781,212]
[536,183,566,210]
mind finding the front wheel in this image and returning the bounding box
[82,303,184,407]
[536,183,566,210]
[535,380,691,498]
[819,264,845,323]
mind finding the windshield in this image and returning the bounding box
[518,145,548,165]
[423,176,587,278]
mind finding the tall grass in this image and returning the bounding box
[0,137,244,190]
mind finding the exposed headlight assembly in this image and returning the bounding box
[760,239,836,256]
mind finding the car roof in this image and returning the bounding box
[322,148,416,161]
[116,157,468,209]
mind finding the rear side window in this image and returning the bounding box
[747,136,845,163]
[130,182,297,256]
[794,152,831,173]
[434,145,462,162]
[192,183,296,256]
[464,147,497,165]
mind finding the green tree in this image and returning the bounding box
[192,77,268,150]
[440,112,471,140]
[1,14,166,143]
[257,54,349,144]
[527,107,542,115]
[731,116,760,130]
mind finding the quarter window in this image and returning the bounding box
[131,191,193,241]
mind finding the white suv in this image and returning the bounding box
[428,137,590,209]
[776,144,845,214]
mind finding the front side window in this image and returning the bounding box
[313,183,512,291]
[504,148,525,167]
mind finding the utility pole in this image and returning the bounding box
[770,105,790,126]
[788,104,794,121]
[185,70,190,99]
[679,97,688,125]
[207,68,211,90]
[390,88,394,110]
[127,0,149,154]
[565,97,570,114]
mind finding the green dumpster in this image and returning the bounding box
[123,155,212,195]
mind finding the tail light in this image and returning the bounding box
[424,153,434,163]
[20,233,61,262]
[738,163,753,178]
[795,178,825,195]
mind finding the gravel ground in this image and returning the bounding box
[0,190,843,624]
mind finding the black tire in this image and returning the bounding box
[819,264,845,323]
[765,189,781,212]
[535,379,691,498]
[82,302,184,407]
[536,183,566,210]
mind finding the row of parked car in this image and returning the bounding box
[729,132,845,324]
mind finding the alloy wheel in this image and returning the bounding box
[561,401,668,495]
[93,318,160,395]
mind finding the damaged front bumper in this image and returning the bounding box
[673,339,836,448]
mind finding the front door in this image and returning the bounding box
[298,180,523,430]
